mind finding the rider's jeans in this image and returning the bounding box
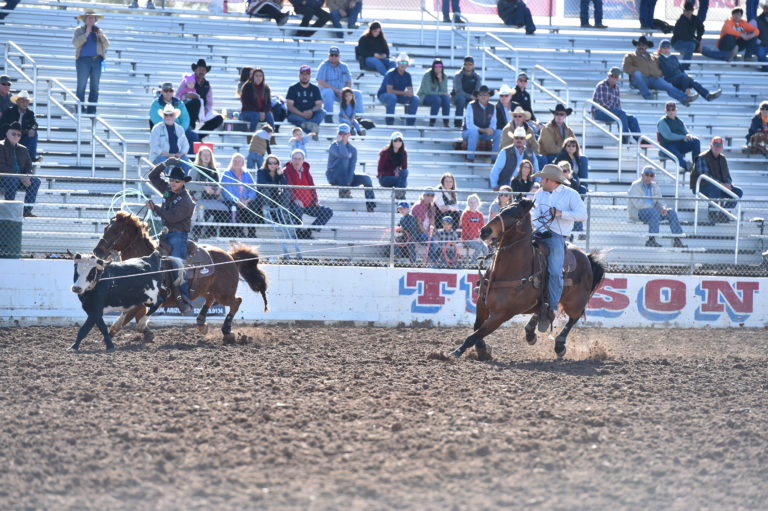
[540,232,565,309]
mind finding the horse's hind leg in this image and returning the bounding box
[554,316,580,357]
[524,315,538,345]
[196,296,215,334]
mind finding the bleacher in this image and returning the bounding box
[2,0,766,272]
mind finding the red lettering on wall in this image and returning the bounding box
[700,281,759,314]
[406,272,457,305]
[645,279,686,311]
[588,278,630,310]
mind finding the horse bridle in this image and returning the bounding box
[98,219,140,256]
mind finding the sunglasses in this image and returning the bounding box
[666,106,677,111]
[518,78,528,82]
[162,88,174,92]
[7,131,21,137]
[0,82,10,86]
[513,114,524,118]
[643,172,655,177]
[761,106,768,110]
[268,161,279,165]
[170,178,184,183]
[397,61,409,65]
[433,64,443,68]
[712,142,723,147]
[555,113,566,117]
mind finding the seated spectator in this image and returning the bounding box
[1,90,39,160]
[510,159,537,193]
[628,166,687,247]
[451,56,480,128]
[221,152,261,236]
[176,59,224,139]
[488,185,512,219]
[149,104,190,164]
[317,46,364,123]
[326,124,375,211]
[245,0,289,25]
[497,0,536,34]
[247,123,273,170]
[716,8,760,62]
[463,85,501,162]
[657,100,700,171]
[591,67,641,143]
[434,172,461,226]
[658,40,721,101]
[746,100,768,155]
[460,194,489,260]
[417,58,451,128]
[430,216,460,268]
[553,136,589,186]
[0,121,40,217]
[691,136,743,213]
[288,0,331,37]
[500,106,542,162]
[256,155,295,224]
[495,83,519,132]
[412,188,439,240]
[356,21,396,76]
[289,126,308,160]
[511,72,540,132]
[377,53,419,126]
[236,66,254,98]
[0,75,13,119]
[191,146,228,236]
[671,2,707,69]
[622,36,692,106]
[394,201,422,262]
[491,126,539,190]
[377,131,408,197]
[283,148,333,239]
[149,82,197,153]
[538,104,575,163]
[286,65,325,140]
[339,87,364,136]
[557,160,587,196]
[327,0,362,38]
[240,67,275,130]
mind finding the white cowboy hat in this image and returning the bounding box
[158,103,181,118]
[11,90,32,103]
[512,127,527,138]
[532,164,569,184]
[76,9,104,22]
[511,106,532,120]
[498,83,514,96]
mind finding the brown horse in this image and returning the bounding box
[451,197,605,358]
[92,211,268,341]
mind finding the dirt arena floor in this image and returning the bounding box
[1,324,767,510]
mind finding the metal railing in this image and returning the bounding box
[693,175,742,264]
[90,117,129,190]
[43,77,84,165]
[420,1,470,65]
[582,100,622,177]
[4,41,38,110]
[481,32,520,83]
[531,64,569,108]
[635,134,681,204]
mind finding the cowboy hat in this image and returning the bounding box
[532,164,569,184]
[191,59,212,72]
[498,83,514,96]
[11,90,32,103]
[475,84,495,97]
[158,103,181,118]
[511,105,532,120]
[167,165,191,182]
[512,127,527,138]
[550,103,573,116]
[632,35,654,48]
[76,9,104,22]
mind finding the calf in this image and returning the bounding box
[70,251,184,351]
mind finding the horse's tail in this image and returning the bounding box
[587,249,607,296]
[230,243,269,312]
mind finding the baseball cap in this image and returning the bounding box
[711,136,724,146]
[442,216,454,224]
[390,131,404,141]
[424,187,435,196]
[299,65,311,74]
[337,124,351,134]
[329,46,340,55]
[517,71,529,80]
[642,166,655,176]
[608,66,622,77]
[660,39,671,48]
[683,1,694,10]
[160,81,174,91]
[0,75,12,85]
[397,201,410,209]
[463,56,474,63]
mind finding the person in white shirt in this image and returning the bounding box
[531,164,587,332]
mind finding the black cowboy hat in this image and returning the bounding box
[191,58,211,72]
[168,165,191,182]
[550,103,573,116]
[632,35,654,48]
[474,84,495,97]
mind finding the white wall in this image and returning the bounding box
[0,260,765,328]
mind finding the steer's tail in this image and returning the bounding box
[230,243,269,312]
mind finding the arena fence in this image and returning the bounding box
[2,172,766,276]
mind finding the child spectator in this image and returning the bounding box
[339,87,364,136]
[395,201,422,262]
[430,216,460,268]
[460,194,488,260]
[247,123,273,170]
[289,126,308,160]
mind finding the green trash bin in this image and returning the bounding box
[0,200,23,259]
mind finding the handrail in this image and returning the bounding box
[635,134,680,206]
[583,100,622,177]
[481,32,520,83]
[693,174,741,258]
[4,41,38,110]
[91,117,128,201]
[532,64,569,107]
[44,77,83,165]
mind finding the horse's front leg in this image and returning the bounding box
[554,316,579,357]
[524,315,538,345]
[452,312,514,358]
[222,296,242,340]
[196,296,215,334]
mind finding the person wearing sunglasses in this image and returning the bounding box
[746,100,768,154]
[0,75,12,121]
[657,100,700,172]
[149,103,190,164]
[510,72,540,132]
[0,121,40,218]
[538,103,575,163]
[691,136,743,220]
[148,81,197,153]
[377,52,419,126]
[628,166,687,248]
[2,90,40,162]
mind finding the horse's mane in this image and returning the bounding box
[115,211,158,250]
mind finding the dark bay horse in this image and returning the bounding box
[451,197,605,358]
[93,211,268,341]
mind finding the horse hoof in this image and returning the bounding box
[450,348,463,357]
[554,341,566,357]
[197,324,208,335]
[223,333,236,344]
[68,344,80,352]
[526,333,537,346]
[142,330,155,343]
[105,344,115,352]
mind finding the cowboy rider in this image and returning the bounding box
[145,158,196,315]
[531,164,587,333]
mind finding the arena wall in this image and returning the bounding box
[1,260,765,328]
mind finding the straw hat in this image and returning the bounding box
[158,103,181,118]
[11,90,32,104]
[532,164,569,184]
[76,9,104,22]
[511,106,532,120]
[498,83,514,96]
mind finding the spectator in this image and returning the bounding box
[286,64,325,140]
[591,67,641,143]
[377,131,408,196]
[356,21,395,76]
[0,75,12,121]
[430,216,460,268]
[176,59,224,139]
[623,36,693,106]
[149,104,190,164]
[658,40,722,101]
[511,72,540,131]
[0,121,40,218]
[417,58,452,128]
[434,172,461,226]
[247,123,273,170]
[339,87,364,136]
[491,126,539,190]
[283,148,333,239]
[581,0,606,28]
[460,194,488,260]
[192,146,227,236]
[394,201,422,262]
[377,53,419,126]
[1,91,39,161]
[554,136,589,187]
[243,0,289,26]
[236,67,254,98]
[463,85,501,162]
[672,1,707,69]
[716,8,760,61]
[657,100,700,171]
[500,106,541,157]
[557,160,587,198]
[442,0,463,23]
[746,100,768,152]
[451,56,481,128]
[510,159,537,193]
[538,103,575,163]
[72,9,109,115]
[148,81,197,153]
[288,0,331,37]
[692,136,743,213]
[638,0,657,30]
[326,124,375,211]
[221,152,261,236]
[327,0,361,37]
[497,0,536,34]
[495,83,517,130]
[317,46,364,123]
[256,155,295,224]
[289,126,308,160]
[628,166,687,247]
[488,185,512,219]
[412,188,439,243]
[240,67,275,131]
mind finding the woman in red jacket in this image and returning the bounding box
[377,131,408,199]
